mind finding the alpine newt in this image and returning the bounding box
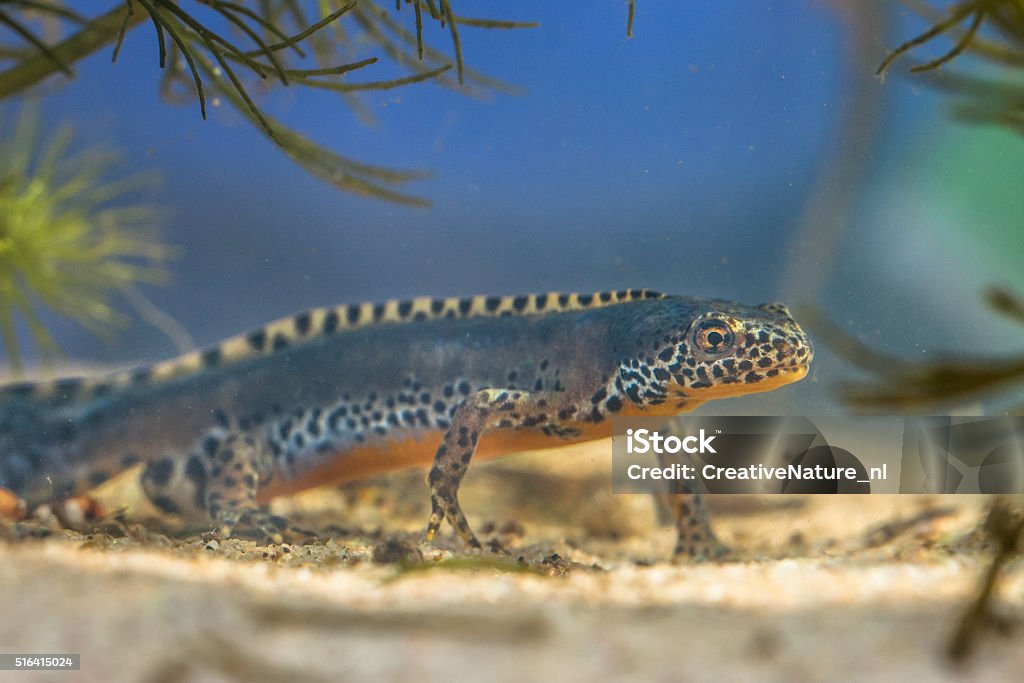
[0,290,812,559]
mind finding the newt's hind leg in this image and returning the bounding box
[655,450,729,562]
[661,492,730,562]
[425,388,576,549]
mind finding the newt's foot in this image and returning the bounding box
[425,492,482,550]
[215,508,318,545]
[672,534,734,563]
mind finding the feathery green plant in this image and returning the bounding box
[0,105,171,373]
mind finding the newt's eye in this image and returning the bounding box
[693,320,734,355]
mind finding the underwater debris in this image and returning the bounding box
[807,288,1024,412]
[0,1,537,205]
[878,1,1024,136]
[0,105,170,373]
[948,497,1023,662]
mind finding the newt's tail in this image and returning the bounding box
[0,384,70,500]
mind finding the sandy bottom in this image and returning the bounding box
[1,443,1021,682]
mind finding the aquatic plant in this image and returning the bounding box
[878,0,1024,135]
[807,288,1024,412]
[0,105,171,373]
[0,1,537,206]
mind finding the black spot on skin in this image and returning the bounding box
[658,347,675,362]
[295,312,312,335]
[722,359,736,371]
[219,448,234,464]
[294,433,306,448]
[767,369,780,377]
[247,330,267,351]
[431,299,445,314]
[712,365,724,378]
[443,385,454,398]
[578,294,593,306]
[512,295,528,311]
[147,458,175,487]
[121,453,141,468]
[327,409,348,430]
[88,470,110,487]
[744,372,763,384]
[186,455,207,487]
[536,295,547,311]
[433,400,446,414]
[347,304,361,324]
[373,303,386,321]
[540,358,549,371]
[690,381,712,389]
[132,367,152,384]
[458,380,471,396]
[212,409,230,428]
[591,387,607,404]
[485,296,502,312]
[91,383,113,398]
[278,420,293,441]
[323,310,339,333]
[54,378,83,400]
[606,396,623,412]
[534,378,544,391]
[653,367,671,381]
[398,300,413,317]
[625,384,641,403]
[222,476,237,488]
[757,357,773,368]
[558,294,570,307]
[151,496,180,515]
[558,407,576,420]
[738,360,753,371]
[599,291,612,303]
[202,347,222,368]
[272,334,288,351]
[459,298,473,315]
[759,331,770,343]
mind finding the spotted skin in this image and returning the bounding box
[0,290,812,559]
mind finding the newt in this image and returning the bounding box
[0,289,812,559]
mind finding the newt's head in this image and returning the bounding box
[616,297,813,410]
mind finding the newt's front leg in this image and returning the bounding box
[425,388,579,548]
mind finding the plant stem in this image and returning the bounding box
[0,4,148,101]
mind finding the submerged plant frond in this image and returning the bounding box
[0,0,546,204]
[0,105,173,372]
[807,288,1024,411]
[880,1,1024,137]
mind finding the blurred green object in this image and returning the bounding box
[0,104,170,373]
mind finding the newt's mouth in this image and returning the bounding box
[687,361,810,400]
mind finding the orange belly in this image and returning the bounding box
[256,421,614,502]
